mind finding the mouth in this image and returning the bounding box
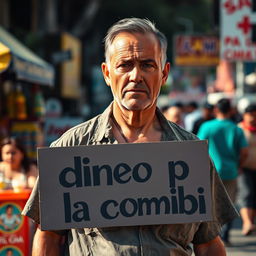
[126,89,146,93]
[123,90,148,98]
[123,84,149,97]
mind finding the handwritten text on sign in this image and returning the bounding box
[38,140,212,230]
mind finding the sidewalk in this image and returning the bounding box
[226,217,256,256]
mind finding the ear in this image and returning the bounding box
[161,62,170,86]
[101,62,111,86]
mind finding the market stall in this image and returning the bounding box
[0,26,55,159]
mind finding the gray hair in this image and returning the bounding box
[104,18,168,68]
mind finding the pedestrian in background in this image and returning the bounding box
[161,104,184,127]
[192,102,214,135]
[237,104,256,236]
[198,98,248,246]
[184,101,201,132]
[0,137,38,190]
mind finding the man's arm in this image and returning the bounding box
[193,236,226,256]
[32,227,64,256]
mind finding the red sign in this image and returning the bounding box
[174,35,219,66]
[221,0,256,61]
[0,190,31,256]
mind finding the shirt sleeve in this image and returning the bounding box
[192,160,239,244]
[21,177,40,223]
[238,127,248,148]
[197,123,209,140]
[22,140,59,224]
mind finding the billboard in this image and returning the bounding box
[174,35,219,66]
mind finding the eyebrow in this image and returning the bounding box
[140,58,156,63]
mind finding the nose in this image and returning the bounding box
[129,66,143,83]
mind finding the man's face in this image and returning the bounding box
[102,32,169,111]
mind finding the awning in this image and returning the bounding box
[0,26,54,86]
[0,42,11,73]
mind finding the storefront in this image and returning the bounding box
[0,26,55,160]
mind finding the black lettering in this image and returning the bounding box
[93,164,113,186]
[120,198,137,217]
[178,186,198,215]
[113,163,132,184]
[101,200,119,219]
[168,160,189,187]
[137,196,170,216]
[63,193,71,223]
[133,163,152,183]
[72,201,91,222]
[59,156,83,188]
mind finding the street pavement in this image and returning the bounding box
[226,217,256,256]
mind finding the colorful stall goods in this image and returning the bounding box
[33,88,46,118]
[6,86,27,120]
[10,121,41,160]
[0,190,31,256]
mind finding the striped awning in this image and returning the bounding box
[0,26,54,86]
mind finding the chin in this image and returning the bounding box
[120,99,152,111]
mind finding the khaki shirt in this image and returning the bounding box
[22,103,238,256]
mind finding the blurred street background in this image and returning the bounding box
[1,0,256,255]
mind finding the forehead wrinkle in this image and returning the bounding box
[107,32,162,66]
[110,40,143,61]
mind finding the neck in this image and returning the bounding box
[216,113,230,120]
[112,101,161,143]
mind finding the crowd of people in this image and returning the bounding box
[162,98,256,246]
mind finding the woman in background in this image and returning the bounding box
[0,137,38,190]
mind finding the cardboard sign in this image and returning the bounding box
[38,140,212,230]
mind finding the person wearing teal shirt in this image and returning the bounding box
[198,98,248,246]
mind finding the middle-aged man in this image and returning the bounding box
[23,18,237,256]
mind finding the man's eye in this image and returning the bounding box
[119,63,131,68]
[141,63,154,69]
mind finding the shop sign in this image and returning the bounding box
[174,35,219,66]
[60,33,81,99]
[13,56,54,86]
[38,140,212,231]
[44,117,83,146]
[11,122,41,160]
[220,0,256,61]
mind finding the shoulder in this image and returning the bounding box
[202,119,216,127]
[167,120,198,141]
[51,113,105,147]
[199,119,216,131]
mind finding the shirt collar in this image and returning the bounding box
[91,102,114,143]
[91,102,177,143]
